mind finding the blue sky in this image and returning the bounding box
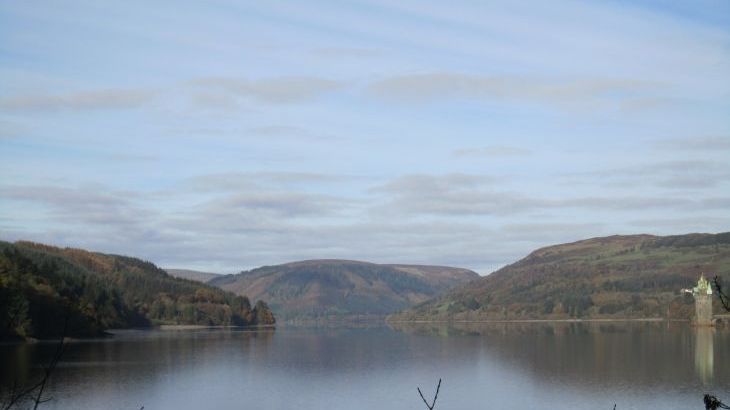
[1,0,729,273]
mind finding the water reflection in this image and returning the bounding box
[0,327,277,407]
[1,323,728,410]
[695,327,714,385]
[390,321,730,389]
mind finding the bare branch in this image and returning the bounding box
[1,316,68,410]
[713,277,730,312]
[417,387,430,409]
[417,379,441,410]
[32,317,68,409]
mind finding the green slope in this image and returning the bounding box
[390,233,730,321]
[0,241,274,340]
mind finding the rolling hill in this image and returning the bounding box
[0,241,274,340]
[165,268,221,283]
[208,259,479,320]
[390,232,730,322]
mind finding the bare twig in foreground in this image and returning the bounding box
[1,317,68,410]
[32,327,68,410]
[417,378,441,410]
[713,277,730,312]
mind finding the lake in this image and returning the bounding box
[1,322,728,409]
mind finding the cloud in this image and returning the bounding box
[0,177,527,272]
[371,173,730,217]
[0,120,26,139]
[184,172,350,193]
[453,145,531,158]
[564,160,730,190]
[372,173,496,194]
[0,89,157,111]
[2,0,728,275]
[248,125,310,137]
[371,174,543,216]
[497,222,606,244]
[558,196,692,210]
[102,152,159,162]
[192,192,349,219]
[3,174,728,274]
[629,216,730,231]
[655,136,730,152]
[246,125,338,141]
[191,76,343,104]
[174,173,359,222]
[0,185,151,227]
[310,47,383,59]
[0,180,355,269]
[368,73,662,106]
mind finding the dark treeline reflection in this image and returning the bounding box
[0,328,277,409]
[1,324,728,409]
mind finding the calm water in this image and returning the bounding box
[1,322,728,409]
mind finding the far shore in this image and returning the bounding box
[157,324,275,330]
[386,317,688,324]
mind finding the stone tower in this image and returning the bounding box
[685,275,713,326]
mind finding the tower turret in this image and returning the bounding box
[684,274,713,326]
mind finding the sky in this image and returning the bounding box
[1,0,729,274]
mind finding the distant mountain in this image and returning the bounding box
[390,233,730,322]
[165,268,221,283]
[208,259,479,320]
[0,241,274,340]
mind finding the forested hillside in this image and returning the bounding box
[390,233,730,322]
[0,241,274,340]
[165,268,221,283]
[209,259,479,320]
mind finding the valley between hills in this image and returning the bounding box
[182,232,730,323]
[2,232,729,340]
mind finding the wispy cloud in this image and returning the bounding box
[310,47,383,59]
[372,173,496,193]
[0,89,157,111]
[372,173,730,216]
[629,216,730,231]
[190,76,343,104]
[564,160,730,190]
[453,145,531,158]
[655,136,730,152]
[0,120,26,139]
[369,73,663,107]
[2,171,727,273]
[192,192,349,219]
[0,185,151,227]
[369,174,539,216]
[498,222,605,242]
[184,172,350,193]
[246,125,338,141]
[2,0,728,272]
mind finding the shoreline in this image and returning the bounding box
[387,317,686,324]
[155,324,276,330]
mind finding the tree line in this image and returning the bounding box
[0,241,274,340]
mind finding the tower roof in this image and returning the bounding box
[695,274,712,295]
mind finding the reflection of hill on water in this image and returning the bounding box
[389,321,730,389]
